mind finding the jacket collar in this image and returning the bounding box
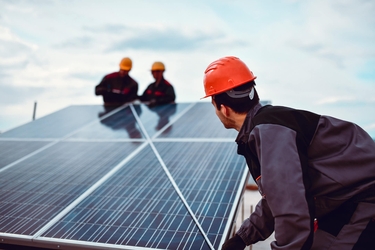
[235,103,263,144]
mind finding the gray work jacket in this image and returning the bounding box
[236,103,375,249]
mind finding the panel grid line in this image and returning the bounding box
[130,104,215,250]
[39,144,208,249]
[0,104,129,174]
[0,103,247,250]
[91,174,167,244]
[150,102,196,139]
[93,172,168,244]
[112,172,177,246]
[219,166,248,247]
[152,138,235,142]
[0,138,55,141]
[154,140,247,248]
[32,142,148,239]
[35,236,165,250]
[63,138,146,142]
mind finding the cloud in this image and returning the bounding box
[357,60,375,81]
[0,0,374,138]
[68,72,102,82]
[289,42,346,68]
[316,96,355,105]
[82,24,131,34]
[53,36,94,49]
[0,59,29,74]
[367,130,375,140]
[81,22,243,52]
[315,97,375,110]
[109,30,215,51]
[0,82,46,105]
[276,0,375,70]
[0,26,36,55]
[57,23,238,52]
[0,25,39,76]
[110,27,249,52]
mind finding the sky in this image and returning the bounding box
[0,0,374,138]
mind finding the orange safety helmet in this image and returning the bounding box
[151,61,165,71]
[119,57,132,71]
[202,56,256,99]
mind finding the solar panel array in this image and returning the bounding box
[0,102,248,250]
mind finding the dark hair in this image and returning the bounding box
[212,81,259,114]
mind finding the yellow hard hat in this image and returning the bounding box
[151,61,165,71]
[119,57,132,71]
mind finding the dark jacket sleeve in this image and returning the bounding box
[139,85,151,102]
[238,124,315,249]
[237,198,275,245]
[95,77,108,96]
[126,78,138,101]
[155,84,175,105]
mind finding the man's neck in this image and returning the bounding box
[234,113,247,131]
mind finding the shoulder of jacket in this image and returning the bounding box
[104,72,120,79]
[163,79,173,86]
[147,82,156,87]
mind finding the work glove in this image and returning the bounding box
[111,88,122,94]
[110,88,130,95]
[221,234,246,250]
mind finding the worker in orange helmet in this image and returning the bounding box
[95,57,139,106]
[202,56,375,250]
[139,61,176,107]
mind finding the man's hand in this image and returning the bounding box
[147,99,157,108]
[221,234,246,250]
[95,86,107,95]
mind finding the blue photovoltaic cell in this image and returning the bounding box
[0,141,50,169]
[158,102,238,138]
[42,145,211,250]
[0,105,113,139]
[69,105,144,140]
[0,141,142,235]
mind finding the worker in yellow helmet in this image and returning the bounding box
[95,57,138,106]
[139,61,176,107]
[202,56,375,250]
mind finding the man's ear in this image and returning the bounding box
[220,104,231,118]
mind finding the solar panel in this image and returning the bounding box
[0,102,248,250]
[0,105,111,139]
[0,141,50,170]
[157,103,238,139]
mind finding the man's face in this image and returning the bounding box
[151,70,163,81]
[211,98,234,129]
[119,69,129,77]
